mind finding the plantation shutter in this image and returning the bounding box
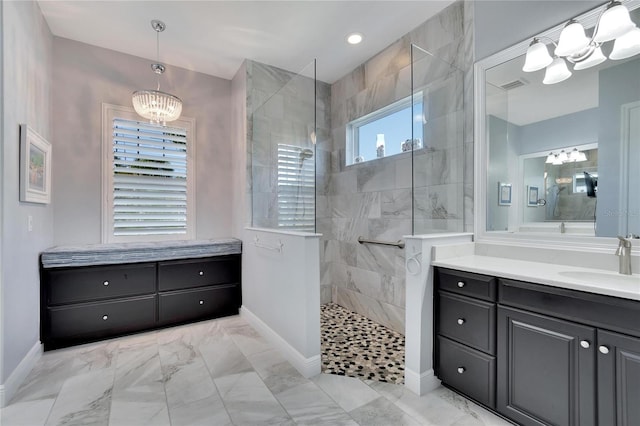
[112,118,188,236]
[277,144,315,232]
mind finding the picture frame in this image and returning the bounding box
[527,186,539,207]
[20,124,51,204]
[498,182,512,206]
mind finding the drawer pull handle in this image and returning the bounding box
[599,345,610,354]
[457,318,465,325]
[103,281,109,286]
[580,340,590,349]
[457,281,465,288]
[102,315,108,321]
[199,271,204,276]
[199,300,204,305]
[457,367,465,374]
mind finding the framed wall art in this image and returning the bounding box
[20,124,51,204]
[498,182,512,206]
[527,186,539,207]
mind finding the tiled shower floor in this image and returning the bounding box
[321,303,405,384]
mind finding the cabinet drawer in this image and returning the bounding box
[436,268,497,302]
[45,263,156,305]
[437,336,496,409]
[46,295,156,341]
[158,256,240,291]
[159,284,240,325]
[438,292,496,354]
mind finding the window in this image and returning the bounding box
[346,94,423,165]
[277,144,315,232]
[102,104,195,242]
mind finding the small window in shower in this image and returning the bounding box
[346,93,424,166]
[277,144,315,232]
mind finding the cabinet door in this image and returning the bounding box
[597,329,640,426]
[497,306,596,426]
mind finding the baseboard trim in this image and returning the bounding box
[0,341,43,407]
[240,306,321,378]
[404,368,440,396]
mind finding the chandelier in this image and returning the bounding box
[132,20,183,125]
[522,1,640,84]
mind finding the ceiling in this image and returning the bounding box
[37,0,455,84]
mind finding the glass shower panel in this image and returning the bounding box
[410,44,465,235]
[484,81,510,232]
[251,60,317,232]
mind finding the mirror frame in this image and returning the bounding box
[474,0,640,253]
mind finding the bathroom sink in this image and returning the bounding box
[558,270,640,287]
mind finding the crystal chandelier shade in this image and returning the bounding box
[132,20,183,125]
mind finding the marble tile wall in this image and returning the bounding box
[245,61,331,230]
[321,0,475,333]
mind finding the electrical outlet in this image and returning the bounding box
[28,215,33,232]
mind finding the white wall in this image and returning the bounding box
[51,38,234,245]
[1,0,53,396]
[241,227,321,377]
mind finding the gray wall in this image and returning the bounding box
[597,58,640,236]
[323,0,474,334]
[519,108,598,155]
[474,1,602,60]
[231,61,248,239]
[52,38,233,245]
[1,0,53,383]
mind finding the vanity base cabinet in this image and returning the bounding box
[597,330,640,426]
[497,306,596,426]
[41,254,241,350]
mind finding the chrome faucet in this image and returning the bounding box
[616,236,632,275]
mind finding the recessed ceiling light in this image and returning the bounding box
[347,33,363,45]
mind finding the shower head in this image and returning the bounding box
[299,148,314,161]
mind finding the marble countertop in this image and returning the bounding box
[41,238,242,268]
[432,255,640,301]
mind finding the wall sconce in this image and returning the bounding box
[522,1,640,84]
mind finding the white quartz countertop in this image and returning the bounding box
[432,255,640,301]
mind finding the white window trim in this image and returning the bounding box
[346,92,424,166]
[101,103,197,243]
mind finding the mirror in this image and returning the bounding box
[477,1,640,240]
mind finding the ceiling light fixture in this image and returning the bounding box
[522,1,640,84]
[347,33,363,45]
[132,20,183,125]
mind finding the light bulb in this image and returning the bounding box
[543,58,572,85]
[610,27,640,60]
[594,1,636,43]
[574,46,607,70]
[556,20,590,56]
[523,39,553,72]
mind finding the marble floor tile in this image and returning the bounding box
[275,381,357,425]
[10,353,77,403]
[199,332,253,378]
[158,334,217,406]
[312,373,380,412]
[214,372,293,425]
[393,385,468,426]
[0,398,55,426]
[113,340,163,392]
[247,349,309,394]
[431,387,513,426]
[45,369,114,426]
[225,323,273,357]
[167,395,233,426]
[348,396,421,426]
[108,399,170,426]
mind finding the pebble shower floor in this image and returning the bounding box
[320,303,405,384]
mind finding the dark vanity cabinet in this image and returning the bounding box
[434,268,497,408]
[41,254,241,350]
[434,267,640,426]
